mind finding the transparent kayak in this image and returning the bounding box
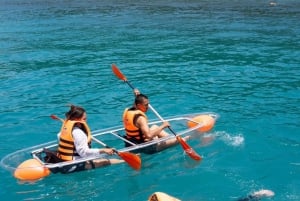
[1,112,218,180]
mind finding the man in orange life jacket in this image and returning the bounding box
[123,89,186,154]
[57,105,123,172]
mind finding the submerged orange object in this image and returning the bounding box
[187,115,215,132]
[14,159,50,181]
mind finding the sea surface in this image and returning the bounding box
[0,0,299,200]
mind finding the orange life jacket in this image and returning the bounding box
[123,108,147,144]
[57,120,91,161]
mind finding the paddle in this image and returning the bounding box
[50,115,142,170]
[111,64,202,161]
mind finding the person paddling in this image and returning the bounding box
[57,105,123,172]
[122,89,189,154]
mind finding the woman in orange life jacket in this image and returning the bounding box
[57,105,123,171]
[123,89,189,154]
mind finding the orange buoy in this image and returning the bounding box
[14,159,51,181]
[148,192,181,201]
[187,115,215,132]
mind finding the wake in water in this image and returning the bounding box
[198,131,245,147]
[237,189,275,201]
[217,131,245,147]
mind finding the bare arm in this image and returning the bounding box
[136,116,169,140]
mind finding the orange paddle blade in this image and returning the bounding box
[50,114,64,123]
[117,152,141,170]
[176,136,202,161]
[112,64,127,81]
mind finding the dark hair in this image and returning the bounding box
[135,94,148,105]
[65,104,86,120]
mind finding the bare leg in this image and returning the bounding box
[108,158,124,164]
[150,125,190,140]
[150,125,169,138]
[156,135,191,151]
[85,158,124,169]
[156,138,178,152]
[150,124,191,152]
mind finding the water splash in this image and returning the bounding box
[215,131,245,147]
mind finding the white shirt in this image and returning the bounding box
[72,127,102,160]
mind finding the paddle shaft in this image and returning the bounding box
[90,136,118,153]
[148,104,178,136]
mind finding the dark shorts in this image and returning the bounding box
[124,137,158,154]
[43,148,93,174]
[138,144,157,154]
[50,161,87,174]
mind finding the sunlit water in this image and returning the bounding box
[1,0,299,200]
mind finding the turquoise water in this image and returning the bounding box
[1,0,299,200]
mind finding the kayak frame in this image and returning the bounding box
[1,112,219,173]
